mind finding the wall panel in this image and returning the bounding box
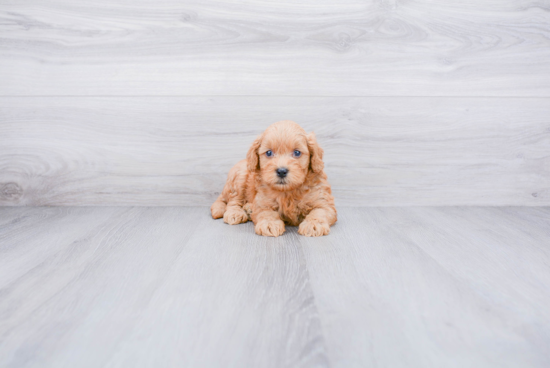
[1,96,548,206]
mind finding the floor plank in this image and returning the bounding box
[0,208,202,367]
[1,0,549,96]
[1,96,549,207]
[0,207,549,367]
[299,207,550,368]
[0,207,127,288]
[0,207,328,368]
[105,214,327,368]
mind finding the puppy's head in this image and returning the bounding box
[247,120,324,191]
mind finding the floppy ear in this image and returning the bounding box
[307,132,324,173]
[246,135,262,172]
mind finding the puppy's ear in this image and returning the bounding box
[307,132,324,173]
[246,135,262,172]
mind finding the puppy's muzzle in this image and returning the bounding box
[276,167,288,178]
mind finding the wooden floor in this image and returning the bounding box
[1,206,549,367]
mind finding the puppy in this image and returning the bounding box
[211,120,337,237]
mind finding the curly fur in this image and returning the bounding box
[211,120,337,237]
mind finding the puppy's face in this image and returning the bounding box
[247,121,324,191]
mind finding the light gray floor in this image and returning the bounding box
[1,207,549,367]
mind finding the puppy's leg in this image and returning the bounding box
[223,195,249,225]
[298,208,336,237]
[211,160,249,223]
[211,160,250,225]
[211,195,227,219]
[254,209,285,237]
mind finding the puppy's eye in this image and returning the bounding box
[293,150,301,158]
[265,150,273,157]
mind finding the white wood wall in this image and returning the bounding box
[1,0,549,206]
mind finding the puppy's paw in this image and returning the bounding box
[298,220,330,237]
[211,201,226,219]
[223,208,248,225]
[255,219,285,237]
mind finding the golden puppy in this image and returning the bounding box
[211,120,337,237]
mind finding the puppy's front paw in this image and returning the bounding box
[223,208,248,225]
[298,220,330,237]
[255,219,285,237]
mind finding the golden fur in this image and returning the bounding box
[211,120,337,237]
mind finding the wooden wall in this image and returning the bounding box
[1,0,549,206]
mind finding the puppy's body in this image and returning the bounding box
[211,121,337,237]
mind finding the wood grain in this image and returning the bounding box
[1,206,549,367]
[1,0,549,96]
[1,96,548,206]
[299,207,550,368]
[0,207,328,368]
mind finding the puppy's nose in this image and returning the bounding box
[276,167,288,178]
